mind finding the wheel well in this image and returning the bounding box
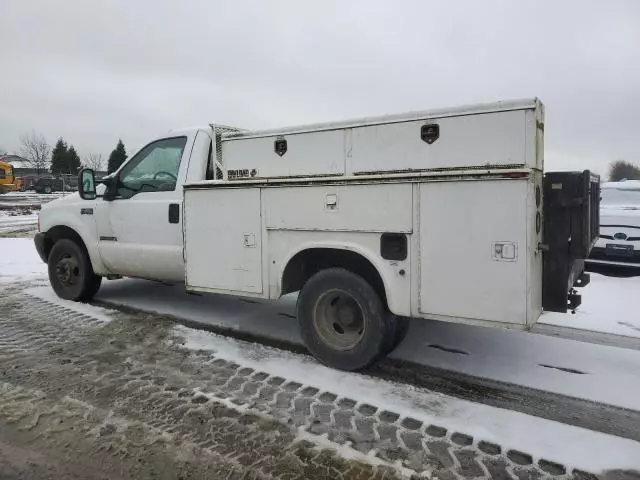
[281,248,387,306]
[42,226,88,262]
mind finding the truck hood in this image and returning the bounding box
[600,206,640,228]
[40,192,82,212]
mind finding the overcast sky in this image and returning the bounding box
[1,0,639,176]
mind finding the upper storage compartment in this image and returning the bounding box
[222,128,345,179]
[349,109,528,174]
[219,98,542,179]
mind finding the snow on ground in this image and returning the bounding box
[177,325,640,472]
[90,274,640,411]
[25,286,114,323]
[0,211,38,235]
[541,273,640,337]
[2,237,640,470]
[0,191,69,211]
[3,237,640,410]
[0,238,46,284]
[395,317,640,411]
[0,191,68,201]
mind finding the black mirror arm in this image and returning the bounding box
[93,174,118,201]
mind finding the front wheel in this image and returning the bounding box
[297,268,392,371]
[48,239,102,301]
[44,185,52,194]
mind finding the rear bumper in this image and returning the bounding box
[34,233,47,263]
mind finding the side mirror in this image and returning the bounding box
[78,168,96,200]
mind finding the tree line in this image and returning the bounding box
[608,160,640,182]
[9,130,128,176]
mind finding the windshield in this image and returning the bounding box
[601,187,640,207]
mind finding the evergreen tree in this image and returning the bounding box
[50,138,68,175]
[609,160,640,181]
[66,145,82,173]
[107,139,127,174]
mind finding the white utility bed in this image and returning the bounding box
[219,98,543,179]
[184,99,545,329]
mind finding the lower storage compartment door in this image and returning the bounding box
[184,187,263,294]
[418,180,528,324]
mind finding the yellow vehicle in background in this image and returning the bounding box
[0,160,23,194]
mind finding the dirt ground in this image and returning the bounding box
[0,285,399,480]
[1,283,638,479]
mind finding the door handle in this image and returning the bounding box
[168,203,180,224]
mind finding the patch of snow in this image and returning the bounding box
[541,273,640,338]
[2,191,70,199]
[176,325,640,472]
[0,212,38,234]
[396,314,640,412]
[0,238,47,284]
[602,180,640,190]
[24,286,114,324]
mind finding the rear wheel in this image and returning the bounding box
[382,315,411,354]
[48,239,102,301]
[44,185,52,194]
[297,268,392,371]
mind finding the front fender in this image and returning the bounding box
[39,211,108,276]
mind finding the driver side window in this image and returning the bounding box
[117,137,187,197]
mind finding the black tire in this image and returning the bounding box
[44,185,52,194]
[392,316,410,350]
[297,268,392,371]
[48,239,102,301]
[381,314,411,355]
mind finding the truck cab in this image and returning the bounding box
[36,127,213,287]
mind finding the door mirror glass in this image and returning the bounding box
[78,168,96,200]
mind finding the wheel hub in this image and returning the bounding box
[56,255,80,286]
[314,290,365,351]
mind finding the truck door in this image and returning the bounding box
[96,133,195,282]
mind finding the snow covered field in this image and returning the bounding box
[0,210,39,235]
[0,238,46,282]
[542,274,640,337]
[2,236,640,473]
[0,191,68,203]
[0,191,68,235]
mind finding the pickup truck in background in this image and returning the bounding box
[34,177,65,194]
[35,98,600,371]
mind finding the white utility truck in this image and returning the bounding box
[35,98,600,371]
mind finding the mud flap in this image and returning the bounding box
[542,171,600,313]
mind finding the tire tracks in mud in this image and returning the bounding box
[0,289,635,479]
[93,296,640,444]
[0,293,398,480]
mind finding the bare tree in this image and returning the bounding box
[19,130,51,175]
[83,152,105,171]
